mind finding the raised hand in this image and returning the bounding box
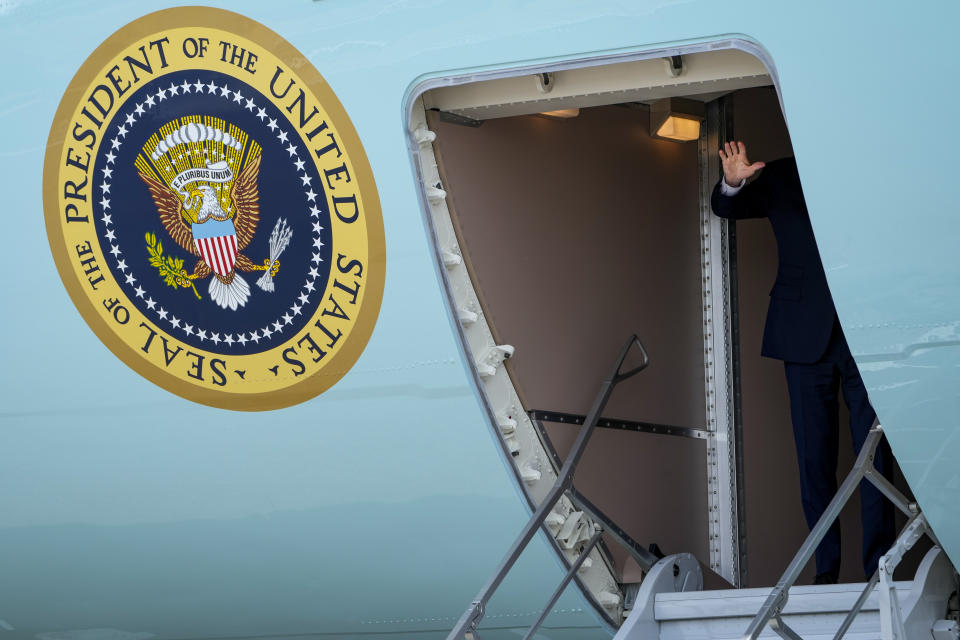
[719,141,765,188]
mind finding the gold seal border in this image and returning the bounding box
[43,6,386,412]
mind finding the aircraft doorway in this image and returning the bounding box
[408,49,923,623]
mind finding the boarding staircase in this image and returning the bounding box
[616,546,957,639]
[613,418,960,640]
[445,335,960,640]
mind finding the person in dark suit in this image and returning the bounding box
[711,141,895,584]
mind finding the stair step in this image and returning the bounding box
[654,582,910,640]
[660,624,881,640]
[615,548,953,640]
[656,582,910,620]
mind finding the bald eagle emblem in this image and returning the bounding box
[135,118,292,310]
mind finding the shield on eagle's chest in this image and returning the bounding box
[193,218,238,277]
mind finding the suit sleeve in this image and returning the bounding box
[710,170,769,220]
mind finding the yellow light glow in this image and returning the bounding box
[655,115,700,141]
[540,108,580,119]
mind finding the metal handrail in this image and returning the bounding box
[742,422,920,640]
[446,335,656,640]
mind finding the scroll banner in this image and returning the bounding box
[171,161,234,194]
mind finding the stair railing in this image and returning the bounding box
[742,421,933,640]
[446,334,660,640]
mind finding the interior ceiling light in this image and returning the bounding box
[650,97,705,142]
[539,108,580,119]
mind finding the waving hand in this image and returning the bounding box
[719,141,765,188]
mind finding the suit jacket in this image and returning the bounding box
[711,157,836,364]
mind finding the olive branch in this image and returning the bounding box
[145,232,201,299]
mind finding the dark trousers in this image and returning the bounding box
[783,322,896,579]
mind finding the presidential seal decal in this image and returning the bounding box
[43,8,385,410]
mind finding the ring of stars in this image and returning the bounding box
[97,74,327,351]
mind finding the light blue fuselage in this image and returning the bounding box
[2,1,959,638]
